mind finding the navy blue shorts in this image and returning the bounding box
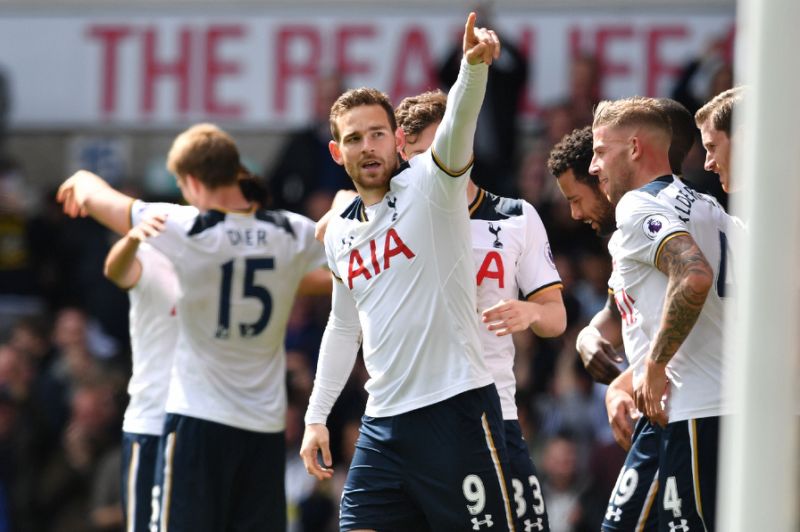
[153,414,286,532]
[602,417,660,532]
[504,420,549,531]
[340,385,517,532]
[121,432,160,532]
[657,416,720,532]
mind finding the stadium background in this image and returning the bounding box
[0,0,737,530]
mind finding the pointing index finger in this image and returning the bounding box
[464,11,477,42]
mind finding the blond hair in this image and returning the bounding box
[593,97,672,144]
[167,123,241,189]
[695,86,744,135]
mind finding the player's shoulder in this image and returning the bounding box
[616,181,673,221]
[254,208,314,238]
[134,200,198,226]
[469,189,525,221]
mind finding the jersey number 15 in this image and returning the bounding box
[215,257,274,339]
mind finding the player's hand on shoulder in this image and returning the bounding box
[577,333,624,385]
[128,214,167,243]
[462,11,501,66]
[299,423,334,481]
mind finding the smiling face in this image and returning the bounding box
[329,104,401,202]
[589,125,636,205]
[699,119,733,193]
[556,168,616,235]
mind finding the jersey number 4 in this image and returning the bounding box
[216,257,274,339]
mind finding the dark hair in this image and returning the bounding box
[547,126,596,186]
[329,87,396,142]
[237,167,272,208]
[657,98,695,174]
[395,90,447,137]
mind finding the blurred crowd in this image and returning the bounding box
[0,30,732,532]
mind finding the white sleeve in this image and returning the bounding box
[616,193,690,267]
[304,279,362,425]
[432,58,487,174]
[517,202,563,298]
[130,200,198,263]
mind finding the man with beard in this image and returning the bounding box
[547,97,700,531]
[590,96,739,532]
[299,13,519,532]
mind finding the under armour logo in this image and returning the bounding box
[471,514,494,529]
[523,517,544,531]
[488,223,503,248]
[387,196,398,221]
[341,235,355,248]
[668,519,690,532]
[605,506,622,522]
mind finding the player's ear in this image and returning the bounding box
[395,127,406,156]
[629,136,642,161]
[328,140,344,166]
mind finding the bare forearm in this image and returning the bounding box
[104,235,141,289]
[609,365,634,396]
[84,187,135,235]
[529,300,566,338]
[651,235,713,364]
[589,305,623,349]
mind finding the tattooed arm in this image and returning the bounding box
[635,232,713,425]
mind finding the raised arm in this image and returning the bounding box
[299,278,362,480]
[635,233,713,425]
[57,170,136,235]
[430,12,499,175]
[576,292,625,384]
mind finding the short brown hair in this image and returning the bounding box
[167,123,241,189]
[395,90,447,138]
[329,88,396,142]
[695,86,743,136]
[593,97,672,144]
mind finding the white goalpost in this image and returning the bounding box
[718,0,800,530]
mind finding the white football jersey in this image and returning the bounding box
[608,175,742,422]
[123,243,179,436]
[469,189,562,420]
[132,201,326,432]
[324,151,493,418]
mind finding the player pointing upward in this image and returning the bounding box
[300,13,519,531]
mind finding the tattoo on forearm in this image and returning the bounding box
[651,235,713,364]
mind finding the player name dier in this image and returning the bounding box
[226,228,268,246]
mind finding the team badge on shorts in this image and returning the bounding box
[642,214,668,240]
